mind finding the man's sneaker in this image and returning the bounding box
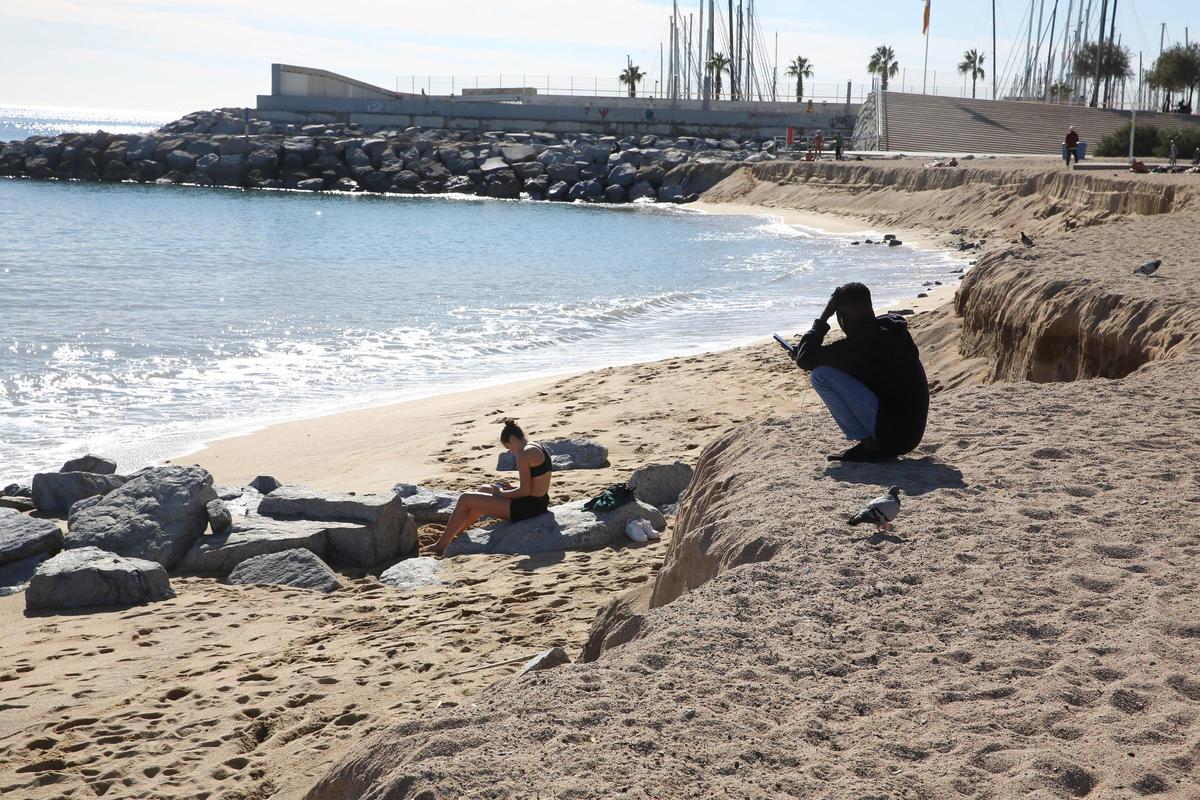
[640,519,661,540]
[625,519,648,543]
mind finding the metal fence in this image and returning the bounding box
[393,75,882,105]
[390,71,1175,114]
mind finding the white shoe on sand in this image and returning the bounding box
[640,519,660,540]
[625,519,648,543]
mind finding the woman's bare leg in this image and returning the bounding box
[434,492,511,554]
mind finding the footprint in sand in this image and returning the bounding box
[333,712,369,726]
[237,672,276,683]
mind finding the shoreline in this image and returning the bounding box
[686,199,947,251]
[10,154,1196,799]
[176,203,963,492]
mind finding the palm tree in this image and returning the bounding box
[706,52,731,100]
[785,56,814,102]
[867,45,900,91]
[1073,42,1133,108]
[1047,81,1073,104]
[618,64,645,98]
[1148,43,1200,111]
[957,49,986,99]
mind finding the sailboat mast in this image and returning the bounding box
[729,1,739,101]
[728,0,735,99]
[1025,0,1036,96]
[1044,0,1059,98]
[1091,0,1108,107]
[747,0,754,101]
[992,0,998,98]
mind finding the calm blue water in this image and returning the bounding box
[0,104,178,143]
[0,175,963,486]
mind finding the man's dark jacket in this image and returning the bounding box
[794,313,929,456]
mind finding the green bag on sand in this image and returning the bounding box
[582,483,636,513]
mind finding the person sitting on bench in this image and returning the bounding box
[792,283,929,462]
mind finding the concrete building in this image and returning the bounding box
[256,64,857,141]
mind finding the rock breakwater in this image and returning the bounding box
[0,107,790,204]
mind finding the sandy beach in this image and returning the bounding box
[4,155,1198,799]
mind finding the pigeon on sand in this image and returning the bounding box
[1133,259,1161,276]
[848,486,902,532]
[1020,232,1035,247]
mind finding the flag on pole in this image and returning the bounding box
[922,0,931,35]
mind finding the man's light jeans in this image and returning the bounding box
[809,366,879,441]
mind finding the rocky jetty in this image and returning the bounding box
[0,107,789,205]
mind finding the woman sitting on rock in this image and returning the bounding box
[432,418,553,556]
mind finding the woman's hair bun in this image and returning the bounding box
[499,416,525,443]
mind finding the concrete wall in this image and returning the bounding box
[272,64,399,101]
[264,63,859,140]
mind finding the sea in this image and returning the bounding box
[0,106,965,485]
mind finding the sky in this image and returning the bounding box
[1,0,1195,113]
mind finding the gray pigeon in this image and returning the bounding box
[1133,259,1161,276]
[848,486,902,532]
[1020,232,1035,247]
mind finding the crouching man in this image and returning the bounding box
[793,282,929,462]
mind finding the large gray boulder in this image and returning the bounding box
[206,499,233,534]
[479,156,509,174]
[226,549,344,593]
[259,486,395,524]
[67,495,103,528]
[568,179,604,202]
[0,508,62,565]
[0,553,50,598]
[546,162,579,183]
[501,144,538,164]
[248,475,281,494]
[628,180,657,202]
[607,163,638,188]
[164,149,195,172]
[0,496,34,513]
[379,557,444,590]
[393,484,458,525]
[2,483,31,499]
[180,497,416,575]
[444,499,665,556]
[603,184,627,203]
[194,152,245,185]
[497,438,608,471]
[65,466,218,569]
[26,547,174,612]
[31,471,128,515]
[629,461,694,507]
[179,517,331,575]
[60,454,117,475]
[258,486,418,565]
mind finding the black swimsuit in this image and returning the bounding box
[509,444,552,522]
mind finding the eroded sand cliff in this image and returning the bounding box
[308,160,1200,799]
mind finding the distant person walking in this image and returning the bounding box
[834,132,844,161]
[1064,126,1080,167]
[814,130,825,160]
[1168,136,1178,168]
